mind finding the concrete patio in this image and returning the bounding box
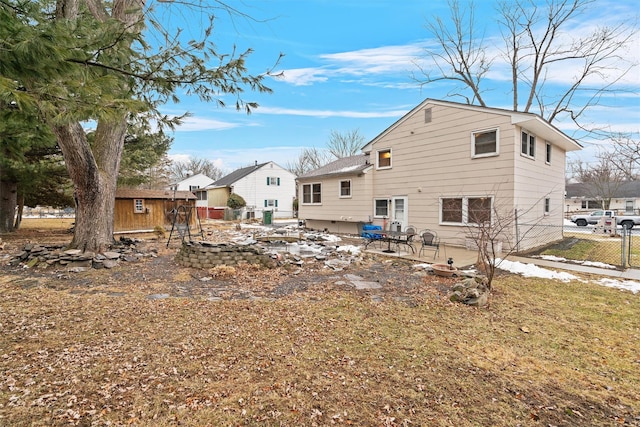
[364,241,480,268]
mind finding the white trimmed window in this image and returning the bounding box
[472,129,498,157]
[581,200,602,209]
[264,199,278,208]
[440,196,492,225]
[134,199,144,213]
[339,180,352,198]
[267,177,280,186]
[377,149,392,169]
[374,199,389,218]
[302,183,322,204]
[544,198,550,215]
[545,142,552,164]
[521,130,535,158]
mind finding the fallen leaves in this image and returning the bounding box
[1,225,639,426]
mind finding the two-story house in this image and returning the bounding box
[297,98,582,251]
[167,172,215,192]
[197,161,297,220]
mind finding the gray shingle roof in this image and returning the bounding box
[566,181,640,198]
[213,162,269,187]
[297,154,371,180]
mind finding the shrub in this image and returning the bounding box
[227,193,246,209]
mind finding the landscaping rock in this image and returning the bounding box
[448,274,490,307]
[5,240,146,271]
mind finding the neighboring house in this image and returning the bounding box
[168,173,215,192]
[196,161,296,220]
[114,189,196,232]
[167,173,215,219]
[565,181,640,215]
[297,98,582,251]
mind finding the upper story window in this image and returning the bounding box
[472,129,498,158]
[134,199,144,213]
[377,149,392,169]
[545,142,552,164]
[189,185,199,191]
[339,180,352,198]
[544,198,550,215]
[302,183,322,204]
[521,130,535,158]
[267,177,280,186]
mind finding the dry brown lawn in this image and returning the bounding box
[1,219,639,426]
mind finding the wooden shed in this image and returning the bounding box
[114,189,197,233]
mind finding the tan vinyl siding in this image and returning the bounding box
[299,99,577,247]
[207,188,230,207]
[513,130,566,220]
[298,172,373,225]
[369,104,517,246]
[513,131,567,249]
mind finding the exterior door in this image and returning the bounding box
[391,196,408,230]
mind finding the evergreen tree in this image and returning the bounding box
[0,0,279,251]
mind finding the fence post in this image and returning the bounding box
[514,209,519,253]
[621,230,625,269]
[621,228,630,269]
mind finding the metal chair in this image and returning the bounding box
[404,225,418,236]
[402,225,418,253]
[419,230,440,259]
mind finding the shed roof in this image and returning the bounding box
[115,189,196,200]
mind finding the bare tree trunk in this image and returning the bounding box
[14,193,24,229]
[49,0,138,253]
[0,181,18,233]
[52,118,127,252]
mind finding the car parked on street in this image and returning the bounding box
[570,210,640,229]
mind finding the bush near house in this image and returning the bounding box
[227,193,246,209]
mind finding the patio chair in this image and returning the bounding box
[388,225,418,253]
[419,230,440,259]
[404,225,418,236]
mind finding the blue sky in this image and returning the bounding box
[154,0,640,173]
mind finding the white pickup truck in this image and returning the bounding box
[570,210,640,229]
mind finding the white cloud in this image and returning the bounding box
[279,68,330,86]
[174,116,245,132]
[255,105,407,119]
[171,145,306,172]
[280,44,427,87]
[167,153,191,163]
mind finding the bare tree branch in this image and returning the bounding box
[416,0,638,137]
[412,0,490,105]
[326,129,365,159]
